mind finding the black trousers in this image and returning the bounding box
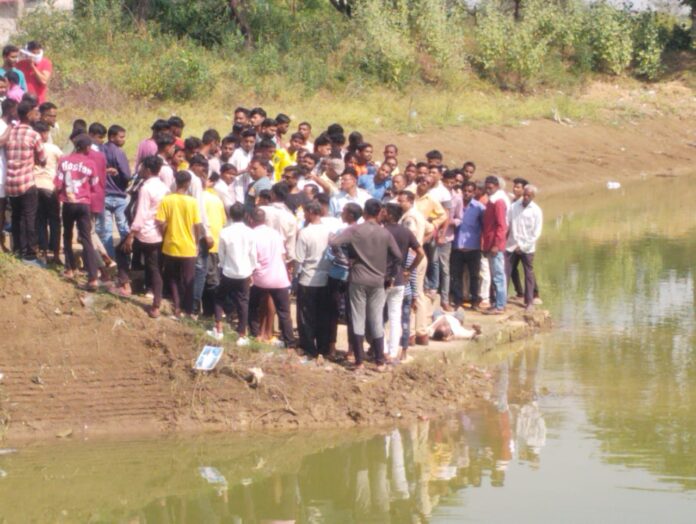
[297,284,331,357]
[115,240,163,306]
[451,248,481,306]
[509,252,540,298]
[214,275,250,335]
[9,186,38,260]
[505,251,536,306]
[163,254,196,314]
[327,276,354,352]
[249,286,295,348]
[36,188,61,253]
[62,202,97,279]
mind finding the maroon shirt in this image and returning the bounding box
[87,147,107,213]
[54,153,98,205]
[481,192,508,252]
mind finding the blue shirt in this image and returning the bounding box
[358,174,392,201]
[0,67,27,91]
[454,199,485,250]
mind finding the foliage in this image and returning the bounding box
[632,12,666,80]
[584,1,634,75]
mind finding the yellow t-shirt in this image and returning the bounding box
[203,189,226,254]
[156,193,201,257]
[272,148,297,182]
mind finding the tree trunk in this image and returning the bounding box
[229,0,253,49]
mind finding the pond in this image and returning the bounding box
[1,175,695,523]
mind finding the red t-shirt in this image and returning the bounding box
[54,153,98,206]
[16,58,52,104]
[87,147,107,213]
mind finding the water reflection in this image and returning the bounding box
[111,348,546,523]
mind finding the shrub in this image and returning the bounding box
[632,12,666,80]
[585,2,633,75]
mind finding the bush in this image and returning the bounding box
[632,12,666,80]
[585,2,634,75]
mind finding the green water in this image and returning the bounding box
[2,176,696,523]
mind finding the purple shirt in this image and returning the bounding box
[103,142,132,197]
[454,199,485,250]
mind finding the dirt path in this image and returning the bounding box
[1,115,694,443]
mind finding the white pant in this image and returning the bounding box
[479,253,491,302]
[385,285,405,359]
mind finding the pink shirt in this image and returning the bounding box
[130,177,169,244]
[7,84,23,102]
[252,224,290,289]
[135,138,157,171]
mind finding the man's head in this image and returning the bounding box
[463,161,476,180]
[314,192,331,216]
[426,149,443,167]
[32,120,50,143]
[324,157,344,181]
[240,128,256,153]
[275,113,290,136]
[341,202,362,224]
[17,99,38,123]
[189,153,209,179]
[363,198,382,220]
[249,206,266,227]
[156,132,176,157]
[442,170,457,191]
[151,119,170,138]
[397,190,415,212]
[249,158,271,181]
[229,202,245,223]
[287,132,304,153]
[234,107,250,126]
[220,163,237,184]
[2,45,19,69]
[220,135,237,161]
[356,143,373,164]
[281,166,300,189]
[141,155,164,179]
[201,128,221,155]
[385,157,398,173]
[384,203,403,224]
[384,144,398,160]
[343,151,356,170]
[298,121,312,141]
[108,124,126,147]
[260,118,277,140]
[184,136,202,160]
[73,134,93,154]
[270,182,289,203]
[255,138,276,161]
[88,122,107,145]
[175,170,192,191]
[39,102,57,127]
[1,98,17,121]
[512,177,529,200]
[428,165,443,184]
[301,152,319,172]
[314,134,331,158]
[416,162,429,177]
[462,181,476,203]
[416,175,433,196]
[256,189,272,206]
[26,41,43,55]
[376,162,392,181]
[168,116,185,138]
[484,175,500,196]
[392,174,407,193]
[304,200,322,222]
[404,163,417,183]
[522,184,537,207]
[340,170,358,193]
[249,107,267,128]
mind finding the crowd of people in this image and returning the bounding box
[0,41,544,371]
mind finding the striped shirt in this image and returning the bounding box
[5,124,45,197]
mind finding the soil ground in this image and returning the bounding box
[0,113,694,443]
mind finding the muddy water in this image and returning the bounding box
[1,175,696,523]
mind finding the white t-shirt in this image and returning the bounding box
[230,147,253,174]
[295,222,332,287]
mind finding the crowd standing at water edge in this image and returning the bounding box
[0,40,544,371]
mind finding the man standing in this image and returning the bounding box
[244,158,273,212]
[425,165,452,306]
[6,100,45,262]
[135,119,169,171]
[329,170,370,217]
[16,41,52,103]
[230,128,256,202]
[208,202,257,343]
[156,170,203,318]
[451,181,485,309]
[295,201,333,358]
[481,176,508,314]
[248,207,296,349]
[506,185,543,311]
[53,135,98,288]
[330,199,402,371]
[31,120,62,263]
[358,161,392,201]
[382,203,424,362]
[100,124,132,260]
[0,99,17,252]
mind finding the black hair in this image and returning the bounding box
[329,133,346,146]
[21,93,38,106]
[184,136,202,151]
[443,170,457,180]
[234,106,250,117]
[168,116,185,128]
[108,124,126,138]
[304,201,322,217]
[261,118,277,128]
[426,149,443,161]
[314,192,330,206]
[142,155,164,175]
[250,157,272,174]
[256,138,276,150]
[228,202,244,222]
[356,142,372,152]
[32,121,50,134]
[5,70,19,85]
[275,113,290,124]
[385,203,403,222]
[202,128,221,145]
[209,172,221,183]
[250,206,266,225]
[88,122,107,136]
[220,163,236,174]
[249,107,267,118]
[341,167,358,179]
[221,135,237,146]
[314,133,331,148]
[72,119,87,132]
[38,101,56,114]
[347,131,363,151]
[74,134,93,152]
[327,123,344,136]
[484,175,500,186]
[463,161,476,170]
[189,153,208,167]
[271,182,289,203]
[27,41,42,52]
[289,132,304,142]
[240,128,256,139]
[2,45,18,57]
[363,198,382,218]
[398,190,415,204]
[463,181,476,191]
[17,100,36,121]
[1,98,17,116]
[513,177,529,186]
[343,202,362,222]
[175,170,192,188]
[257,189,272,202]
[155,132,175,150]
[298,121,311,129]
[151,119,170,133]
[303,153,319,165]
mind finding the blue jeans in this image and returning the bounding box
[193,238,209,313]
[425,240,452,303]
[96,195,129,259]
[400,292,412,350]
[486,251,507,310]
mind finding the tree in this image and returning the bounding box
[228,0,253,48]
[684,1,696,40]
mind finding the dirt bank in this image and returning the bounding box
[1,114,693,442]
